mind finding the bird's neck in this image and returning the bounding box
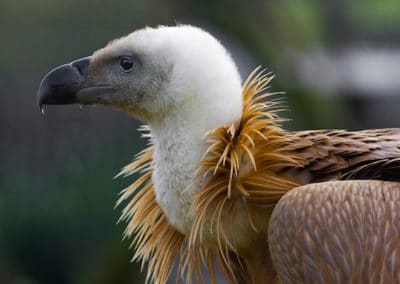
[148,98,242,234]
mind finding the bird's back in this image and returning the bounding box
[285,128,400,183]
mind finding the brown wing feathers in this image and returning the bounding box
[287,129,400,183]
[268,180,400,283]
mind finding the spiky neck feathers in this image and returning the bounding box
[118,70,303,283]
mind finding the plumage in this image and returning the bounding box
[269,180,400,283]
[37,25,400,284]
[117,69,400,283]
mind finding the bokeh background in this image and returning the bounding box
[2,0,400,283]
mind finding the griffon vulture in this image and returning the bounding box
[37,25,400,283]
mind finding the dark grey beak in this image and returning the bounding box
[37,57,91,112]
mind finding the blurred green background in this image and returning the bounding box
[2,0,400,283]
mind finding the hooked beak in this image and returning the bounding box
[37,56,114,113]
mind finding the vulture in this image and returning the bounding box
[37,25,400,283]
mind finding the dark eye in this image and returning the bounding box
[119,56,134,72]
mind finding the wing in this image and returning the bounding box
[268,180,400,283]
[285,129,400,182]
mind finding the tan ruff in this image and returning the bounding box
[117,69,307,283]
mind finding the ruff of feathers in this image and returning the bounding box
[116,69,306,283]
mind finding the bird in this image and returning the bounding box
[37,25,400,283]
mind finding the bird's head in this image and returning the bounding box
[38,25,243,127]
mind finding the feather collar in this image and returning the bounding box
[116,69,306,283]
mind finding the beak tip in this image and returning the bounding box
[37,80,47,115]
[36,56,92,111]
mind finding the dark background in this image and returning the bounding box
[2,0,400,283]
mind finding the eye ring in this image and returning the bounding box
[119,56,134,72]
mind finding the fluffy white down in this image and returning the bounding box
[133,26,243,233]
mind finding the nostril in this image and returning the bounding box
[71,56,91,78]
[75,65,85,77]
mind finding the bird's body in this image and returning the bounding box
[38,25,400,283]
[118,72,400,283]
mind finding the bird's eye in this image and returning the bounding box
[119,56,134,72]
